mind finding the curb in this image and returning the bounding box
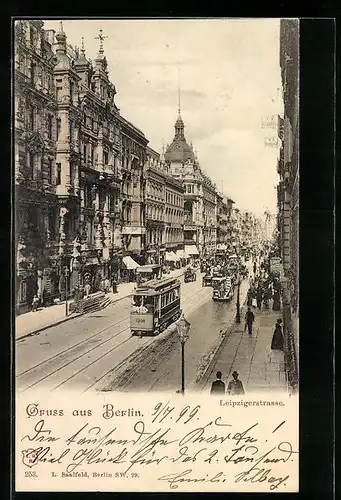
[195,297,248,391]
[15,312,84,341]
[15,270,187,341]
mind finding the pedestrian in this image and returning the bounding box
[246,288,253,307]
[84,282,91,298]
[32,295,39,312]
[253,262,257,275]
[245,306,255,335]
[256,287,262,310]
[210,371,226,395]
[104,277,110,294]
[272,288,281,311]
[227,371,245,395]
[271,318,284,350]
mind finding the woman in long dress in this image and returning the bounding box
[271,318,284,350]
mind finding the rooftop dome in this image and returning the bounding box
[164,111,195,163]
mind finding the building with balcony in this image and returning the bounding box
[277,18,299,392]
[15,20,59,312]
[145,147,184,265]
[216,193,234,249]
[14,20,151,310]
[164,172,184,261]
[278,18,299,314]
[120,117,148,266]
[145,147,166,264]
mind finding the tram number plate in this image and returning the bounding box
[136,318,146,324]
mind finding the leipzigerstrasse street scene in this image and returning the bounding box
[15,19,299,396]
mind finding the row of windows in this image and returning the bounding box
[147,181,163,200]
[161,288,180,309]
[185,184,195,194]
[165,190,182,206]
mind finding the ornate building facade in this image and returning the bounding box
[15,20,59,312]
[145,147,166,264]
[145,147,184,265]
[277,19,299,393]
[165,106,217,257]
[120,117,148,265]
[14,20,149,311]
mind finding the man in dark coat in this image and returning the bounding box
[256,286,263,310]
[245,306,255,335]
[210,371,226,395]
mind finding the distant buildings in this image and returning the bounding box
[14,19,264,313]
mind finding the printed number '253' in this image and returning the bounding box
[25,471,38,477]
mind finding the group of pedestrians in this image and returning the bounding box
[247,262,281,312]
[210,370,245,395]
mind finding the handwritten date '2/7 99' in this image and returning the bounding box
[20,400,298,491]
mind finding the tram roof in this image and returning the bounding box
[136,264,162,272]
[133,276,180,295]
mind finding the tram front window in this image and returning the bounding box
[132,296,148,313]
[144,297,154,313]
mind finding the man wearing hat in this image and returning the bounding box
[210,371,226,395]
[227,371,245,395]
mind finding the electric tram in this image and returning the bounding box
[130,276,181,336]
[212,275,234,301]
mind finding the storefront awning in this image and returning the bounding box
[176,249,190,259]
[122,255,140,270]
[185,245,199,256]
[165,251,178,261]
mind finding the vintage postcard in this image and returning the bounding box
[14,17,299,492]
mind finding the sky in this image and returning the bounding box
[44,18,283,217]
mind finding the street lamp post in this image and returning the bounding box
[176,313,191,395]
[234,245,241,324]
[64,266,70,316]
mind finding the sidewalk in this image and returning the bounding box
[15,267,186,340]
[201,307,287,394]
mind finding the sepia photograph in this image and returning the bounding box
[14,17,299,396]
[13,17,300,493]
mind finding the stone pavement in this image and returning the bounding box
[201,307,288,395]
[15,267,186,340]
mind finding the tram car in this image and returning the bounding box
[130,276,181,336]
[212,276,234,301]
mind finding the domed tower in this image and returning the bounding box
[164,89,195,164]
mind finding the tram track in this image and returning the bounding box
[17,282,209,393]
[93,286,212,393]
